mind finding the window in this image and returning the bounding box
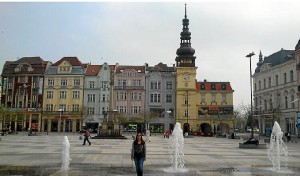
[184,97,188,105]
[150,81,161,89]
[264,100,267,111]
[102,81,109,88]
[8,83,13,89]
[118,80,126,87]
[19,76,27,83]
[131,92,141,100]
[269,99,273,110]
[211,94,216,103]
[7,95,12,102]
[291,95,295,108]
[284,73,287,83]
[201,84,205,90]
[87,107,95,115]
[133,79,141,86]
[222,94,226,103]
[74,79,80,86]
[254,83,257,91]
[184,109,188,117]
[46,104,53,111]
[89,81,95,89]
[166,94,172,103]
[263,79,266,89]
[73,91,80,99]
[259,81,261,90]
[290,70,294,82]
[166,81,172,89]
[47,91,53,99]
[268,77,271,88]
[117,92,127,100]
[150,93,161,102]
[88,94,95,102]
[221,84,226,90]
[102,94,106,101]
[72,104,79,112]
[201,94,205,103]
[60,91,67,99]
[275,75,279,86]
[211,84,216,90]
[61,79,67,86]
[59,104,66,111]
[48,79,54,86]
[132,106,138,114]
[285,96,288,108]
[119,106,124,113]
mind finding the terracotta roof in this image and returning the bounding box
[196,82,233,91]
[1,57,51,75]
[116,65,145,73]
[53,57,83,66]
[85,65,101,76]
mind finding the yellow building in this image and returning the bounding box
[175,5,234,135]
[42,57,86,132]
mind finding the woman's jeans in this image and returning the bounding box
[134,157,144,176]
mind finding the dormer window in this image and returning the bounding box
[221,84,226,90]
[211,84,216,90]
[201,84,205,90]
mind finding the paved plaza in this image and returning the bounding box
[0,132,300,176]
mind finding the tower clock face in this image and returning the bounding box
[183,74,190,81]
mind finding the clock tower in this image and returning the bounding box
[175,4,197,134]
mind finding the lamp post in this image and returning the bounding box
[246,52,255,139]
[58,109,64,133]
[166,110,171,131]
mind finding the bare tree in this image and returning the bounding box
[234,104,251,132]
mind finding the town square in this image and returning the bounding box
[1,1,300,176]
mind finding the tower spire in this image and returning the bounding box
[185,3,187,19]
[175,3,196,67]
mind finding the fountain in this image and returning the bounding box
[61,136,71,171]
[267,121,288,172]
[164,122,187,173]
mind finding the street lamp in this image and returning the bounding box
[246,51,255,139]
[58,108,64,133]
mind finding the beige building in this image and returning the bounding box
[42,57,87,132]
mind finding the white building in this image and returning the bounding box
[253,48,297,136]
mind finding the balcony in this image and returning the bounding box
[114,86,144,90]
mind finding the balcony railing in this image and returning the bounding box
[114,86,144,90]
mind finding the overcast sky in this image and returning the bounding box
[0,0,300,107]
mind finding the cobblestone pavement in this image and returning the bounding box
[0,132,299,176]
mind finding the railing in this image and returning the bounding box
[114,86,144,90]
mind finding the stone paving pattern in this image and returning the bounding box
[0,132,299,176]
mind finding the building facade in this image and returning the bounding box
[1,57,51,132]
[83,63,116,131]
[197,81,234,135]
[114,65,146,132]
[145,62,176,133]
[42,57,86,132]
[294,39,300,137]
[253,49,297,135]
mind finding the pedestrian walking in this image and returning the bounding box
[131,132,146,176]
[145,129,151,142]
[82,128,91,146]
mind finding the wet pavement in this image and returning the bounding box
[0,132,299,176]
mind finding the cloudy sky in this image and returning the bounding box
[0,0,300,107]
